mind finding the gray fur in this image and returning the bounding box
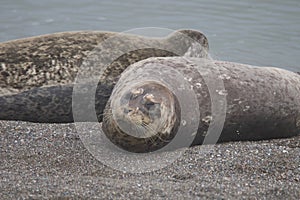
[103,57,300,150]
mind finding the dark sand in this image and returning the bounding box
[0,120,299,199]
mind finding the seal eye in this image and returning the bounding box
[131,88,144,98]
[144,101,155,110]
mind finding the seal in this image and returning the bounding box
[102,57,300,152]
[102,81,181,153]
[0,29,209,122]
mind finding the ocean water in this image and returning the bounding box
[1,0,299,71]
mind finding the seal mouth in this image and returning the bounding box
[102,81,181,153]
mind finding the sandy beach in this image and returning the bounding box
[0,120,299,199]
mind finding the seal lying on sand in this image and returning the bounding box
[102,57,300,152]
[0,29,209,122]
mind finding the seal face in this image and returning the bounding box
[102,81,181,153]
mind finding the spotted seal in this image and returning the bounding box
[102,57,300,152]
[0,29,209,122]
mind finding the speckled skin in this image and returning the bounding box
[103,57,300,149]
[0,32,110,95]
[0,30,209,122]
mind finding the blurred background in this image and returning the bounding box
[1,0,299,71]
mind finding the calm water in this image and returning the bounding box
[1,0,299,71]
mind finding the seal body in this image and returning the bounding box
[0,30,209,122]
[102,57,300,152]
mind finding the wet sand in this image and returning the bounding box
[0,120,299,199]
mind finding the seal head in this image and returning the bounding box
[102,81,181,153]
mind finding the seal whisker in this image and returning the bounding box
[141,122,164,145]
[133,122,149,139]
[145,123,171,143]
[134,121,155,143]
[102,112,113,123]
[133,123,143,137]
